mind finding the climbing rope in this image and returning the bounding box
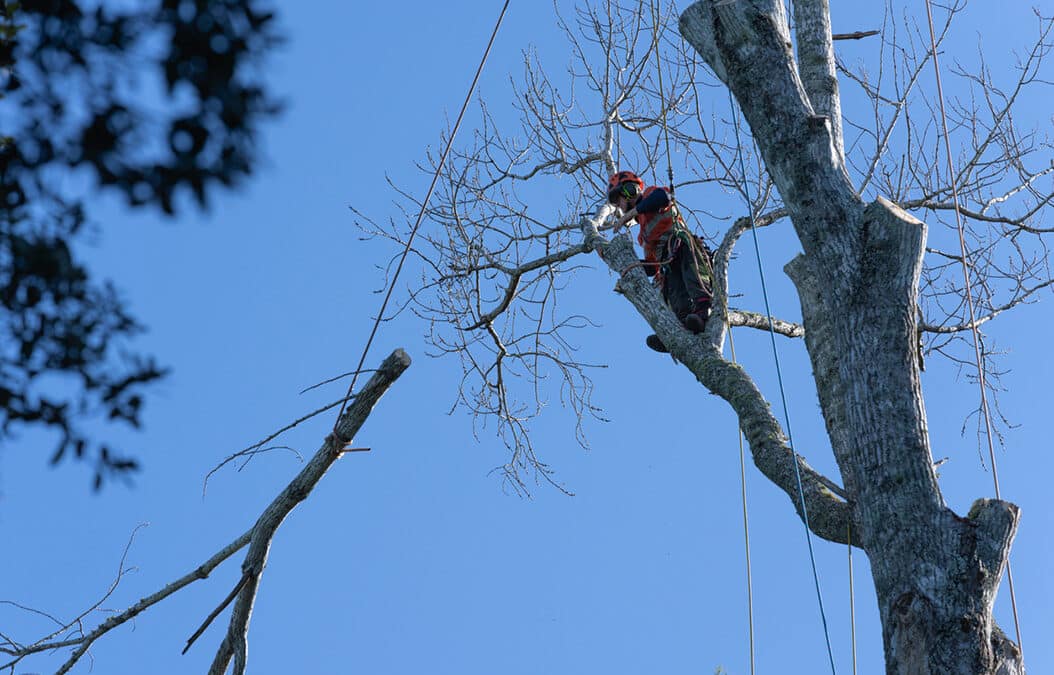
[848,523,857,675]
[650,15,758,669]
[727,90,838,674]
[728,328,757,675]
[922,0,1024,654]
[650,0,676,195]
[332,0,511,429]
[650,1,717,268]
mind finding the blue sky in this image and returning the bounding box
[2,1,1051,674]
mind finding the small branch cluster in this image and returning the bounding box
[837,3,1054,439]
[358,0,797,492]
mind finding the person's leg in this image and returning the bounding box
[677,233,712,333]
[645,237,692,352]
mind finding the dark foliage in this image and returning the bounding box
[0,0,281,488]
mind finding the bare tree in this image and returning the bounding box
[7,1,1048,672]
[362,0,1052,671]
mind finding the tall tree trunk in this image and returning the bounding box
[677,1,1024,672]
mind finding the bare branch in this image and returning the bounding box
[299,368,377,395]
[920,278,1054,334]
[904,192,1054,230]
[7,351,410,675]
[207,349,411,675]
[584,205,851,543]
[183,574,248,655]
[203,396,352,496]
[2,527,252,673]
[369,0,1050,509]
[832,30,879,41]
[465,241,595,330]
[727,309,805,338]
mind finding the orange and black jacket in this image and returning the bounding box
[633,186,679,266]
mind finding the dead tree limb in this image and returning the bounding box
[4,350,410,675]
[832,30,879,40]
[206,348,411,675]
[0,528,254,674]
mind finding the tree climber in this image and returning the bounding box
[607,170,714,353]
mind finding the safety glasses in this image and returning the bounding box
[609,182,640,203]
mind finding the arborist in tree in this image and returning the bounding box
[607,170,714,353]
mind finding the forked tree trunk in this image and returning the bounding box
[671,1,1024,672]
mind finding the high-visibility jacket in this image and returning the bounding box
[634,186,680,265]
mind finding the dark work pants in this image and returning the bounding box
[661,232,712,320]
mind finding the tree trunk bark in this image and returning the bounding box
[677,2,1024,672]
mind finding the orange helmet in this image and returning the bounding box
[607,170,644,203]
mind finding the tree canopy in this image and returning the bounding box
[0,0,281,487]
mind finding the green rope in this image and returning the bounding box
[728,328,757,675]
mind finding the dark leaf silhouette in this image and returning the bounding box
[0,0,282,488]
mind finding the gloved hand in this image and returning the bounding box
[616,208,638,228]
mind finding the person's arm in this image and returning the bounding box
[634,187,670,214]
[616,187,669,227]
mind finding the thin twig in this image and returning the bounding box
[182,574,249,655]
[203,397,352,496]
[298,369,377,395]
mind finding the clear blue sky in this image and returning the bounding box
[2,2,1051,673]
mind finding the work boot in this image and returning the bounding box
[682,298,712,334]
[645,334,669,353]
[683,313,706,334]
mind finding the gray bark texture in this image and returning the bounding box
[588,1,1024,672]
